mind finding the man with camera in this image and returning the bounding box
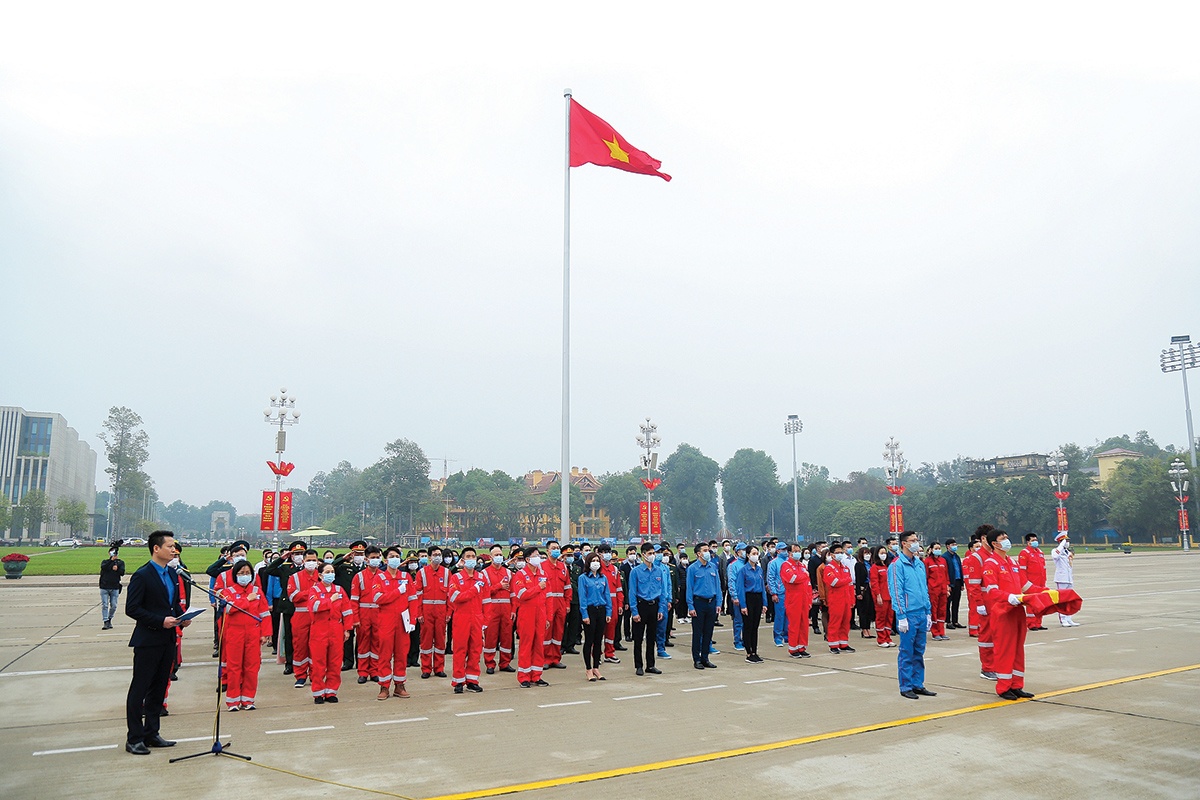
[100,541,126,630]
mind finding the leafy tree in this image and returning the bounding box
[831,500,889,540]
[56,498,89,536]
[721,449,782,538]
[659,443,720,536]
[362,439,432,530]
[98,407,151,537]
[20,489,51,539]
[1107,457,1180,541]
[828,471,887,502]
[0,495,11,534]
[595,471,646,537]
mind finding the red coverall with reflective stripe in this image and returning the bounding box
[823,561,854,650]
[1018,546,1047,629]
[418,565,450,674]
[541,558,571,665]
[449,569,490,686]
[287,570,319,681]
[375,570,419,688]
[602,563,624,659]
[965,550,993,670]
[869,563,893,645]
[924,554,949,637]
[511,567,548,684]
[218,582,270,708]
[308,582,354,698]
[350,567,383,678]
[780,559,813,654]
[982,551,1027,695]
[482,564,514,670]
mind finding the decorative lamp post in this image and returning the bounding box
[636,418,662,541]
[1046,449,1069,540]
[785,415,803,543]
[883,437,906,536]
[263,388,300,536]
[1160,335,1200,548]
[1169,459,1192,551]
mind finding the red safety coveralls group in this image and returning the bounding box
[964,544,994,675]
[449,567,492,690]
[822,556,855,652]
[350,563,383,680]
[418,562,450,677]
[308,576,355,701]
[1018,543,1048,630]
[869,561,893,646]
[924,551,949,638]
[982,546,1027,697]
[511,562,549,685]
[482,557,514,672]
[375,566,421,697]
[287,565,320,682]
[602,558,624,660]
[219,578,272,710]
[779,556,813,656]
[541,554,572,667]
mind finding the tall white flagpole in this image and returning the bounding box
[561,88,572,543]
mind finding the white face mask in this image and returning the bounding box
[529,556,543,568]
[628,554,638,563]
[749,554,760,563]
[998,539,1012,551]
[236,574,253,586]
[906,541,921,554]
[724,545,732,553]
[352,555,365,566]
[492,555,504,565]
[167,557,180,569]
[292,554,304,565]
[515,560,526,570]
[590,561,601,571]
[304,560,319,571]
[406,563,418,572]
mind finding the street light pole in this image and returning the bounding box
[1169,459,1192,551]
[1047,449,1069,541]
[1159,335,1200,547]
[636,418,661,541]
[263,388,300,535]
[785,415,802,543]
[883,437,905,538]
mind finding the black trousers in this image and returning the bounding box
[631,598,659,670]
[582,605,606,669]
[270,604,282,650]
[743,593,764,656]
[408,623,421,667]
[691,595,717,664]
[948,580,963,625]
[343,628,356,670]
[564,606,582,650]
[622,602,632,640]
[281,612,294,670]
[127,644,173,744]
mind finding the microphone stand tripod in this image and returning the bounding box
[170,575,259,763]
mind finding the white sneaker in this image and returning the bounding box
[877,642,889,648]
[1067,619,1081,627]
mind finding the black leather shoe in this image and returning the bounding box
[999,689,1020,701]
[465,683,483,693]
[520,681,532,688]
[714,621,724,627]
[840,646,856,653]
[125,742,151,755]
[694,662,706,670]
[913,688,937,697]
[145,735,175,748]
[550,662,566,669]
[900,690,919,700]
[646,667,662,674]
[453,685,464,694]
[614,643,628,651]
[314,696,325,704]
[564,648,580,655]
[421,672,432,679]
[534,679,550,686]
[500,666,516,673]
[486,667,496,675]
[702,661,717,669]
[1013,689,1035,698]
[283,667,293,675]
[636,668,644,676]
[357,676,369,684]
[434,671,448,678]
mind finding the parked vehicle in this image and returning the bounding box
[53,538,80,548]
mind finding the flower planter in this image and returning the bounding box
[3,561,28,579]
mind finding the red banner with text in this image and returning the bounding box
[278,491,293,532]
[1181,509,1190,532]
[1057,507,1069,532]
[639,501,649,537]
[650,501,662,537]
[260,491,276,531]
[888,504,904,534]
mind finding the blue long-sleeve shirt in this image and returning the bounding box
[727,557,746,605]
[736,561,765,608]
[943,550,963,582]
[887,553,931,618]
[628,562,669,617]
[766,553,787,596]
[686,558,722,612]
[577,571,613,616]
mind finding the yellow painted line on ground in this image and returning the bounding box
[423,663,1200,800]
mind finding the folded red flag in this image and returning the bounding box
[569,99,671,182]
[1019,588,1082,617]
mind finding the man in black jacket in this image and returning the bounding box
[124,531,191,755]
[99,544,126,630]
[807,541,827,635]
[332,540,367,669]
[263,540,309,675]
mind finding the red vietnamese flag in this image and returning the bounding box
[570,99,671,181]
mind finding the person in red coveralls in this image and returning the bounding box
[869,546,894,648]
[1018,534,1048,630]
[309,563,355,704]
[449,546,490,693]
[482,545,516,675]
[965,528,997,681]
[541,539,572,670]
[779,544,813,658]
[219,560,271,711]
[600,545,624,663]
[350,545,385,684]
[981,529,1035,701]
[375,547,420,700]
[417,546,450,679]
[822,542,855,654]
[924,543,950,641]
[511,546,550,688]
[287,550,321,689]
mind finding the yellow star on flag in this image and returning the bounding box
[603,136,630,163]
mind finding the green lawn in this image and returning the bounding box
[4,546,228,576]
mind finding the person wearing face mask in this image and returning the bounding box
[766,542,789,648]
[263,541,310,676]
[964,528,997,680]
[924,544,950,641]
[1051,532,1079,626]
[284,549,322,688]
[483,545,516,674]
[217,560,272,711]
[778,544,813,658]
[406,551,424,669]
[822,544,856,654]
[349,545,385,684]
[685,543,721,669]
[417,546,450,679]
[652,546,676,660]
[511,546,551,687]
[1018,534,1048,631]
[735,545,766,663]
[717,540,734,625]
[448,547,490,694]
[981,529,1034,701]
[869,547,894,648]
[99,543,127,630]
[374,547,421,699]
[943,539,964,630]
[854,547,876,639]
[887,531,935,700]
[578,552,613,681]
[726,542,748,650]
[885,536,900,564]
[619,546,638,645]
[807,542,827,636]
[332,541,368,671]
[598,546,624,663]
[628,543,668,675]
[562,543,583,655]
[540,539,573,670]
[308,563,355,704]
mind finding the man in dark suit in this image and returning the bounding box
[125,530,192,755]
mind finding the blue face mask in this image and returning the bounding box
[699,551,710,563]
[653,553,663,564]
[462,558,477,570]
[321,572,335,584]
[949,545,958,552]
[419,556,429,566]
[387,557,403,569]
[548,549,560,560]
[367,557,381,568]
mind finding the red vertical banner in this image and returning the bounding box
[260,491,277,531]
[639,501,650,537]
[1057,507,1069,532]
[278,491,293,532]
[889,504,904,534]
[649,501,662,538]
[1181,509,1190,531]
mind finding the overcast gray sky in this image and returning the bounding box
[4,3,1199,513]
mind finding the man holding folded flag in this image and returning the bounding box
[980,529,1036,701]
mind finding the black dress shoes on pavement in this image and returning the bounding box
[694,662,706,670]
[145,735,175,748]
[357,676,369,684]
[1013,689,1035,698]
[125,742,151,755]
[702,661,717,669]
[912,688,937,697]
[999,689,1021,701]
[900,690,919,700]
[646,667,662,674]
[636,668,644,676]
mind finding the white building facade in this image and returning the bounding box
[0,406,98,540]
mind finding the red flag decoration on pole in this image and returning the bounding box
[277,491,293,532]
[1181,509,1190,531]
[639,501,650,537]
[649,501,662,538]
[260,491,276,532]
[1057,507,1069,532]
[569,99,671,181]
